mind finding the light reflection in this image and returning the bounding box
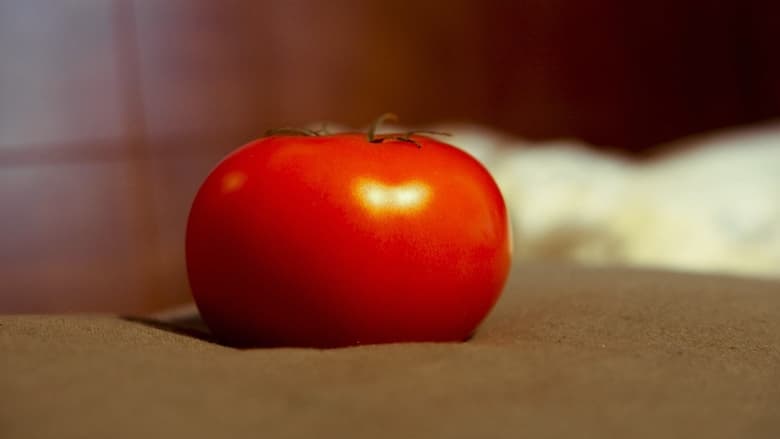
[221,171,247,194]
[355,178,431,214]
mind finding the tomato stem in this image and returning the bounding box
[367,113,399,143]
[366,114,451,148]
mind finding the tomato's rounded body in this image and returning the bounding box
[186,133,511,347]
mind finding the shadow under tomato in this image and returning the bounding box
[120,314,220,345]
[121,311,478,350]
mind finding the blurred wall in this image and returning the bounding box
[1,0,778,312]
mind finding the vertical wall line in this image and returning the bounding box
[112,0,165,311]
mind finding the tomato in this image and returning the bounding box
[186,128,512,348]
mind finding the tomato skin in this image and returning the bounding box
[186,133,511,348]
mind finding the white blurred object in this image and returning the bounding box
[443,122,780,279]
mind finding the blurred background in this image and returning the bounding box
[1,0,779,313]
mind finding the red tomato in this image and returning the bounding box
[186,132,512,348]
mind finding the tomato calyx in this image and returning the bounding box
[263,114,450,148]
[264,123,330,137]
[264,127,320,137]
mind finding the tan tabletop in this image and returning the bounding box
[2,263,779,438]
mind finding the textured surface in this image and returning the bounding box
[2,264,780,438]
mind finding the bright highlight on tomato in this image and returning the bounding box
[186,120,512,348]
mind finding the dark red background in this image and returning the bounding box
[1,0,778,312]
